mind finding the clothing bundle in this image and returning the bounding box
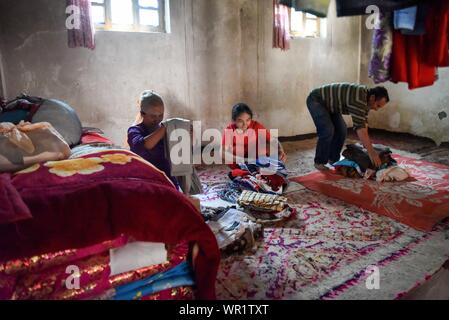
[228,156,289,195]
[204,207,263,255]
[236,190,296,226]
[333,144,410,182]
[368,1,449,89]
[0,95,43,124]
[0,95,83,146]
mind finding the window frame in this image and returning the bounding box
[91,0,167,33]
[289,9,325,39]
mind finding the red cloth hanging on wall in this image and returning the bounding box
[391,1,449,89]
[391,30,436,90]
[423,1,449,67]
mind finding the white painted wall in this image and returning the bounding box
[0,30,6,98]
[240,0,361,137]
[0,0,363,144]
[0,0,244,144]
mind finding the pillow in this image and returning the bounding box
[32,99,82,146]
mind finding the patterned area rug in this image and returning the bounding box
[196,146,449,300]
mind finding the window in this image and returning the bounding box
[290,9,327,38]
[91,0,169,33]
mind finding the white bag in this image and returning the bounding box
[0,121,71,172]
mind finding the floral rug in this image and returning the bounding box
[293,155,449,231]
[196,150,449,300]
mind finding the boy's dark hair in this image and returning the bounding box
[140,90,164,111]
[232,103,253,121]
[368,86,390,102]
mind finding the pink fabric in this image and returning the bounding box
[273,0,291,51]
[67,0,95,50]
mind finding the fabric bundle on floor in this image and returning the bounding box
[333,144,399,179]
[237,190,295,226]
[229,157,289,195]
[206,208,263,255]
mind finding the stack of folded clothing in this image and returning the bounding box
[237,190,295,226]
[228,157,289,195]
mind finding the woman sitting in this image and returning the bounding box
[222,103,287,168]
[127,90,179,187]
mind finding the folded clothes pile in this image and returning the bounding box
[229,157,289,195]
[333,144,410,182]
[237,190,295,226]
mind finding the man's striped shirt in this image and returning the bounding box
[310,83,369,130]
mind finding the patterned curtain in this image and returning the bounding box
[67,0,95,50]
[273,0,291,51]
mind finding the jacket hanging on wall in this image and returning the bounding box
[391,1,449,89]
[279,0,330,18]
[336,0,422,17]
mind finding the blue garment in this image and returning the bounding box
[307,95,347,165]
[114,261,194,300]
[400,3,427,35]
[0,110,29,124]
[333,159,363,176]
[128,123,179,188]
[394,6,417,31]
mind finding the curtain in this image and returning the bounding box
[67,0,95,50]
[273,0,291,51]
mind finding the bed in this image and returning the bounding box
[0,133,220,300]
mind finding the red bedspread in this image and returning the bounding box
[293,155,449,232]
[0,149,220,299]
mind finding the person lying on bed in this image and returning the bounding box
[221,103,287,169]
[127,90,179,188]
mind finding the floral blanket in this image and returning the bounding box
[0,149,220,299]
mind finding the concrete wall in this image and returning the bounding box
[0,0,243,143]
[360,25,449,145]
[0,28,6,98]
[240,0,361,136]
[0,0,361,144]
